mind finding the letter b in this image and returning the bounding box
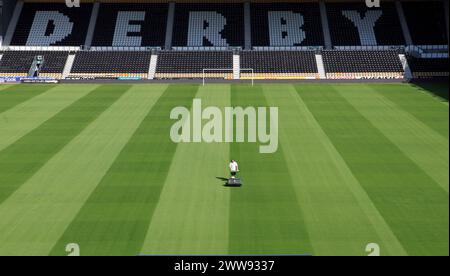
[268,11,306,46]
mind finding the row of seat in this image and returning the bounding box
[240,51,318,73]
[68,73,148,79]
[326,72,404,80]
[407,57,449,78]
[156,51,233,74]
[1,50,448,80]
[322,50,404,73]
[0,51,68,74]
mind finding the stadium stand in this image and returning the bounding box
[69,50,152,79]
[155,51,233,79]
[0,0,448,81]
[407,57,449,78]
[322,50,404,79]
[0,1,3,47]
[402,1,448,45]
[326,2,405,46]
[251,3,324,47]
[10,3,92,46]
[240,51,319,79]
[172,3,244,47]
[0,50,68,78]
[91,3,168,47]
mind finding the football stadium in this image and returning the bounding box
[0,0,448,259]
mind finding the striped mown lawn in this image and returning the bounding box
[0,83,447,256]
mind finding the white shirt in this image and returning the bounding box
[229,162,238,172]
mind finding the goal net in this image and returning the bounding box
[202,68,254,86]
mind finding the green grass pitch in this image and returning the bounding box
[0,82,447,256]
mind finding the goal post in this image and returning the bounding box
[202,68,254,86]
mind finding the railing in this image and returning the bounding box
[1,45,447,55]
[87,46,161,51]
[171,46,238,51]
[405,45,449,58]
[252,46,322,51]
[333,45,404,51]
[0,46,81,51]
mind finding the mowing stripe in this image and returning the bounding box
[50,84,199,256]
[0,85,13,91]
[0,85,99,152]
[263,84,406,256]
[338,85,449,193]
[298,85,449,256]
[0,84,56,114]
[141,84,231,255]
[0,84,135,255]
[373,84,448,138]
[0,85,129,206]
[228,84,313,255]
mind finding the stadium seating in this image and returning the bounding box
[69,51,152,79]
[172,3,244,47]
[11,3,92,46]
[240,51,319,79]
[251,3,324,47]
[155,51,233,79]
[326,2,405,46]
[0,51,68,78]
[91,3,168,47]
[407,57,450,78]
[322,50,404,79]
[1,1,447,81]
[402,1,448,45]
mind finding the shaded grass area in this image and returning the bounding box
[410,81,449,102]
